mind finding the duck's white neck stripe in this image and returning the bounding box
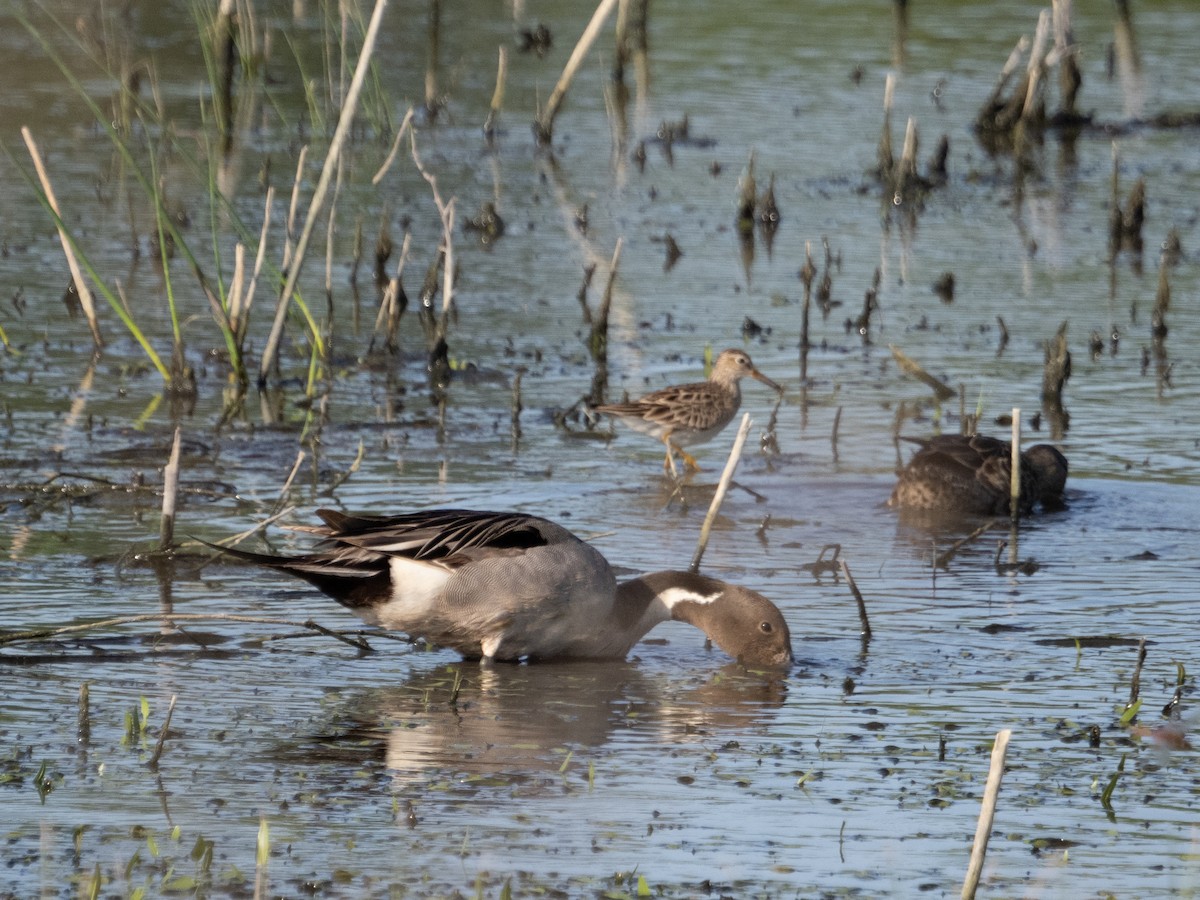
[657,586,722,609]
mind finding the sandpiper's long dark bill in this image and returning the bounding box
[214,508,793,667]
[889,433,1068,516]
[594,348,782,475]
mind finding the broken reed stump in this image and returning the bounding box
[158,428,183,551]
[534,0,621,146]
[736,150,757,232]
[689,414,752,574]
[1041,321,1071,436]
[1152,260,1170,340]
[1127,636,1148,712]
[961,729,1013,900]
[839,559,872,640]
[483,46,508,143]
[1008,410,1021,524]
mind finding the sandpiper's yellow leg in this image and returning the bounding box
[677,447,701,472]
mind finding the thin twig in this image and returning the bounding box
[147,694,177,769]
[962,729,1013,899]
[1128,636,1147,707]
[933,520,999,568]
[689,414,752,574]
[0,613,368,649]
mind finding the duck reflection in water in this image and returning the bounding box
[288,660,788,787]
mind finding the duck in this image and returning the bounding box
[593,348,782,475]
[212,507,794,667]
[888,433,1068,516]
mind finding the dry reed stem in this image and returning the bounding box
[21,127,102,348]
[961,729,1012,899]
[259,0,389,384]
[158,428,182,550]
[484,46,508,139]
[1009,409,1021,521]
[371,107,415,185]
[1021,10,1051,120]
[534,0,622,144]
[235,186,274,342]
[409,131,457,323]
[689,413,753,574]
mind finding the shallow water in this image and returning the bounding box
[2,0,1200,897]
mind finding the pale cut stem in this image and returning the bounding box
[484,46,508,137]
[259,0,390,384]
[159,428,182,550]
[1021,10,1051,120]
[534,0,621,144]
[689,413,752,574]
[21,127,102,348]
[1009,408,1021,519]
[961,729,1013,899]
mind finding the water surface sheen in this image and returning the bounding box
[1,0,1199,896]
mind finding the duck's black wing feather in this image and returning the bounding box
[310,509,564,563]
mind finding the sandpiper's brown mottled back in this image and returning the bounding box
[594,348,782,475]
[212,507,793,667]
[889,434,1068,516]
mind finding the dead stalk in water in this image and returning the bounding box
[831,405,843,461]
[484,46,508,141]
[0,614,373,651]
[840,559,871,640]
[1009,409,1021,523]
[1128,636,1147,709]
[78,682,91,745]
[371,107,415,185]
[147,694,177,769]
[934,521,999,568]
[961,729,1012,900]
[21,127,102,348]
[878,73,895,178]
[534,0,622,145]
[158,428,183,551]
[689,414,752,574]
[409,129,457,328]
[259,0,389,386]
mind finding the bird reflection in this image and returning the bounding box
[290,660,788,785]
